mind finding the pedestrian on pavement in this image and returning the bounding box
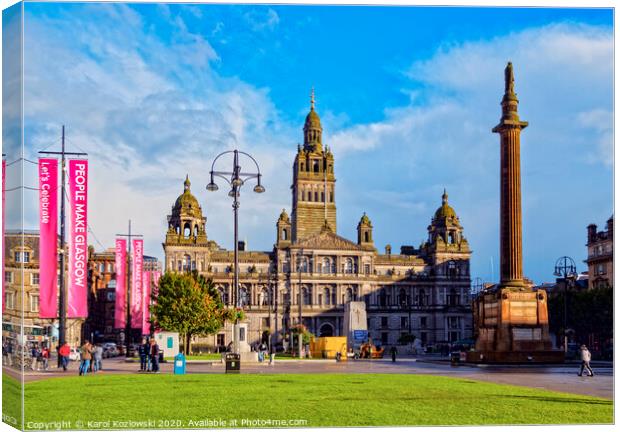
[5,342,13,367]
[150,338,160,373]
[2,342,8,366]
[30,345,39,371]
[58,342,70,372]
[390,346,397,363]
[41,346,50,371]
[93,344,104,372]
[139,338,149,372]
[578,345,594,377]
[79,341,94,376]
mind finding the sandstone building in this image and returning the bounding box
[586,216,613,289]
[163,96,473,351]
[2,230,83,350]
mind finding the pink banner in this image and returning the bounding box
[38,158,59,318]
[67,159,88,318]
[2,159,5,313]
[152,271,161,296]
[114,238,127,328]
[142,271,151,335]
[131,239,143,328]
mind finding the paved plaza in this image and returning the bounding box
[6,356,613,400]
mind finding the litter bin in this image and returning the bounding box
[225,353,240,374]
[174,353,186,375]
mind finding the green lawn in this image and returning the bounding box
[12,373,612,428]
[2,373,22,429]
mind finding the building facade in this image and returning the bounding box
[163,97,473,351]
[585,217,613,289]
[2,230,83,350]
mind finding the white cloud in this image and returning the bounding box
[329,22,613,282]
[21,4,295,261]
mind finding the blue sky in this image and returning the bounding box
[5,3,613,284]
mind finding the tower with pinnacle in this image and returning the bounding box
[291,89,337,242]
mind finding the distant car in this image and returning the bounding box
[103,346,119,358]
[69,348,81,361]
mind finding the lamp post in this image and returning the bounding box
[553,256,577,354]
[297,249,304,359]
[206,150,265,354]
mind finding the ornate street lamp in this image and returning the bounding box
[553,256,577,354]
[206,149,265,353]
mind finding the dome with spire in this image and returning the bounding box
[303,87,323,151]
[305,108,322,129]
[279,208,290,223]
[173,175,203,219]
[434,189,458,220]
[359,212,372,226]
[304,87,322,128]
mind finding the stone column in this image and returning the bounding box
[493,62,528,289]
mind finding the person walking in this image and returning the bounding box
[578,345,594,377]
[6,342,13,367]
[30,345,39,371]
[2,342,8,367]
[139,338,149,372]
[93,344,104,373]
[79,341,93,376]
[58,342,70,372]
[150,338,160,373]
[41,346,50,371]
[390,346,398,363]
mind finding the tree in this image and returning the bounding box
[548,286,613,353]
[151,271,233,354]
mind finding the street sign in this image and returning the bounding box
[353,330,368,342]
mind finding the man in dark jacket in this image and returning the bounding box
[150,338,160,373]
[139,338,149,372]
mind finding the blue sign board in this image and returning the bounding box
[353,330,368,341]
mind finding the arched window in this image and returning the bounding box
[239,288,249,307]
[314,191,319,202]
[302,287,311,305]
[343,258,354,274]
[379,288,387,307]
[313,160,319,173]
[323,287,331,306]
[194,225,199,237]
[344,287,353,303]
[418,289,426,306]
[448,232,456,244]
[364,231,370,242]
[321,257,332,274]
[281,228,288,241]
[448,261,457,279]
[183,223,191,239]
[217,286,228,305]
[399,288,408,307]
[298,256,309,273]
[175,225,180,235]
[258,288,269,306]
[183,254,192,272]
[448,288,460,306]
